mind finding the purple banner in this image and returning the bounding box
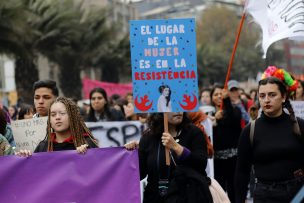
[0,148,140,203]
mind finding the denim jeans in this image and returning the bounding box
[253,177,304,203]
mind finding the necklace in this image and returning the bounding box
[174,130,181,143]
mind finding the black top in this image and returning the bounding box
[34,136,98,152]
[139,124,208,203]
[235,112,304,203]
[213,97,242,151]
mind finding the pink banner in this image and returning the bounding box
[83,78,133,99]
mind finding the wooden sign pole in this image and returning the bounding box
[163,112,170,166]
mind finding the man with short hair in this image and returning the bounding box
[33,80,58,117]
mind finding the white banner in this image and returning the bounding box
[11,119,146,152]
[291,101,304,119]
[86,121,146,147]
[246,0,304,57]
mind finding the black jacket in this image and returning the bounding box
[165,165,213,203]
[139,124,208,203]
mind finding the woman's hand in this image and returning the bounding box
[124,140,139,150]
[215,110,224,120]
[76,144,89,154]
[222,88,229,99]
[16,149,32,157]
[162,133,184,156]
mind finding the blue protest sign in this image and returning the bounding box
[130,18,199,113]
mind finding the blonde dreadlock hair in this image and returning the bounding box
[46,97,97,151]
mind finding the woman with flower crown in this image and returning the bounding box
[235,66,304,203]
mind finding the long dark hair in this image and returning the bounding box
[87,87,112,122]
[0,109,7,135]
[258,77,301,136]
[159,85,171,107]
[144,112,191,138]
[18,104,34,120]
[296,79,304,99]
[210,84,223,107]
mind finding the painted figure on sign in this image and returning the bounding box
[157,85,172,112]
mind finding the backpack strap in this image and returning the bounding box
[250,120,256,145]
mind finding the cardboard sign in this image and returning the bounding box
[11,117,48,152]
[130,18,199,113]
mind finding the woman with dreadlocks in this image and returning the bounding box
[17,97,97,156]
[235,66,304,203]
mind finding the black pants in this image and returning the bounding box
[254,177,304,203]
[214,156,237,203]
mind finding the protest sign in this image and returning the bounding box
[11,117,48,152]
[12,119,145,151]
[291,101,304,119]
[0,148,140,203]
[86,121,145,147]
[130,18,199,113]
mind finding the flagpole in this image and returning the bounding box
[220,12,247,110]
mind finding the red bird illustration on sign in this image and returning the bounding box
[179,93,197,110]
[134,95,153,111]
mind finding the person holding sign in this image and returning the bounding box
[235,67,304,203]
[17,97,97,156]
[157,85,172,112]
[125,112,212,203]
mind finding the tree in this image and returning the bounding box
[0,0,39,103]
[24,0,115,99]
[97,35,131,83]
[1,0,129,101]
[197,5,265,86]
[0,0,32,56]
[28,0,85,99]
[30,1,122,99]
